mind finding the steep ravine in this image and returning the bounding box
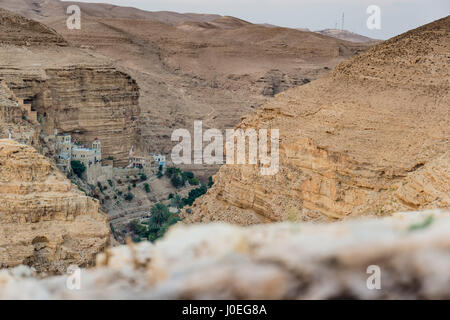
[184,16,450,225]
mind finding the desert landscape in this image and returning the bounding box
[0,0,448,302]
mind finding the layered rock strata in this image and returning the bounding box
[0,139,110,273]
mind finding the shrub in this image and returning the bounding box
[132,236,141,243]
[144,183,150,193]
[108,179,114,187]
[165,167,174,177]
[128,219,147,237]
[71,160,86,178]
[208,176,214,188]
[182,185,207,207]
[124,193,134,201]
[183,171,194,180]
[189,178,199,185]
[140,174,148,181]
[170,174,185,188]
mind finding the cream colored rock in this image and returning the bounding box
[1,209,450,299]
[0,139,110,273]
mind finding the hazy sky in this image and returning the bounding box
[67,0,450,39]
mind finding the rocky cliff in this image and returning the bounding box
[0,81,40,148]
[1,209,450,299]
[184,16,450,225]
[0,139,110,273]
[0,8,140,166]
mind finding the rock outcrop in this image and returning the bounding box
[0,139,110,273]
[1,209,450,299]
[0,8,66,46]
[0,81,40,148]
[0,8,140,166]
[183,16,450,225]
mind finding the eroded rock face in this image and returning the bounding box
[0,82,40,149]
[0,8,66,46]
[0,140,110,273]
[183,16,450,225]
[1,210,450,299]
[0,9,140,166]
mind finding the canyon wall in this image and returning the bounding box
[0,81,40,148]
[0,8,140,167]
[0,65,140,167]
[183,16,450,225]
[0,139,110,273]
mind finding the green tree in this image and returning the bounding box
[124,193,134,201]
[71,160,86,178]
[189,178,199,185]
[170,174,185,188]
[147,203,181,242]
[182,185,207,206]
[183,171,194,180]
[171,194,184,209]
[149,203,170,227]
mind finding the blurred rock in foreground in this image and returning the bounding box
[1,209,450,299]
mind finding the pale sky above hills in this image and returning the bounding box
[66,0,449,39]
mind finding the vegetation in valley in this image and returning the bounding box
[129,203,182,242]
[71,160,86,178]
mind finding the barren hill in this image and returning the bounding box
[0,0,221,24]
[184,16,450,225]
[0,7,65,45]
[0,0,375,178]
[316,29,379,43]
